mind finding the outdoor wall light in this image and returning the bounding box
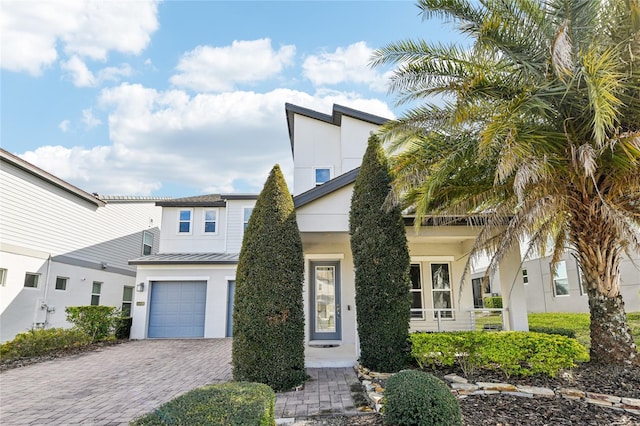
[136,282,145,292]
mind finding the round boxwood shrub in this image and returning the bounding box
[383,370,462,426]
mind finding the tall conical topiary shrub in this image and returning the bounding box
[349,134,411,372]
[232,164,306,391]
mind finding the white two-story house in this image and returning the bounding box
[129,194,257,339]
[127,103,529,368]
[0,149,164,342]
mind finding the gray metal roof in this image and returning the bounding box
[285,103,389,157]
[156,193,258,207]
[294,168,359,208]
[128,253,239,265]
[101,195,173,202]
[0,148,106,207]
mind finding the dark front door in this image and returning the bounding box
[310,261,341,340]
[472,278,483,308]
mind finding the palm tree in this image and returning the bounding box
[372,0,640,365]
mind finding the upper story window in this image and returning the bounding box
[522,268,529,284]
[55,276,68,291]
[314,168,331,186]
[24,273,39,288]
[142,230,154,255]
[243,207,254,232]
[204,209,218,233]
[552,261,569,296]
[0,268,6,286]
[178,209,192,234]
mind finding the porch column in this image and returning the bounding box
[498,245,529,331]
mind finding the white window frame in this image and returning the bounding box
[55,276,68,291]
[0,268,6,286]
[430,263,454,319]
[177,209,193,234]
[24,273,40,289]
[522,268,529,285]
[242,207,254,233]
[122,286,134,316]
[204,208,219,234]
[91,281,102,305]
[314,167,332,186]
[409,263,424,320]
[142,230,154,255]
[552,261,570,297]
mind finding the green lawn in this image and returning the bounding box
[528,312,640,349]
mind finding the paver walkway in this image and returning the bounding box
[0,339,232,425]
[0,339,362,425]
[274,367,361,420]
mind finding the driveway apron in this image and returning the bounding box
[0,339,232,425]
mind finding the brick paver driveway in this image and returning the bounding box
[0,339,232,425]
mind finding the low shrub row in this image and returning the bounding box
[131,382,275,426]
[1,306,132,362]
[528,326,576,339]
[483,296,503,309]
[0,328,90,360]
[410,331,588,377]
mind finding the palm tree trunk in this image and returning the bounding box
[573,216,638,365]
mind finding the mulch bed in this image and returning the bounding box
[297,362,640,425]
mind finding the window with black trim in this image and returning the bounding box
[55,276,68,290]
[24,273,39,288]
[0,268,6,286]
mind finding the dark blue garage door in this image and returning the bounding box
[148,281,207,338]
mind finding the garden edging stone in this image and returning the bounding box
[355,365,640,416]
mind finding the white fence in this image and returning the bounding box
[409,308,508,333]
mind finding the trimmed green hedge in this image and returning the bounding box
[0,328,91,360]
[383,370,462,426]
[349,134,412,372]
[410,331,588,377]
[483,296,503,309]
[65,306,120,342]
[130,382,275,426]
[529,326,576,339]
[232,165,306,391]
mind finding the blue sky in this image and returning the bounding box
[1,1,463,197]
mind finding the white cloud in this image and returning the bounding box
[58,120,70,133]
[61,56,133,87]
[47,84,390,195]
[82,108,101,129]
[302,42,390,92]
[1,0,159,76]
[170,39,296,92]
[61,55,96,87]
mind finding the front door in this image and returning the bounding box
[310,261,341,340]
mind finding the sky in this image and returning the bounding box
[1,0,464,197]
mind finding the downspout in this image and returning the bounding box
[35,255,53,329]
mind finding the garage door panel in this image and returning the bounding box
[148,281,207,338]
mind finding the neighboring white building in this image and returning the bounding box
[127,104,529,368]
[128,194,257,340]
[521,251,640,313]
[0,149,164,342]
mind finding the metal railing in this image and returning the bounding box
[409,308,508,333]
